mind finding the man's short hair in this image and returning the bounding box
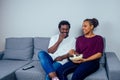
[58,20,70,29]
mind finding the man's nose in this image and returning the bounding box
[63,29,68,32]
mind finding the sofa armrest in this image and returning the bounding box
[0,51,4,60]
[105,52,120,80]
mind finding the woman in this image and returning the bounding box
[56,18,104,80]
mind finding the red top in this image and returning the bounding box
[76,35,104,58]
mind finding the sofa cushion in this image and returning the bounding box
[0,51,4,60]
[3,38,33,60]
[3,48,33,60]
[105,52,120,80]
[15,61,45,80]
[99,52,105,66]
[32,37,50,60]
[0,60,30,80]
[99,37,106,66]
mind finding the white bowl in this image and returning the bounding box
[69,54,83,61]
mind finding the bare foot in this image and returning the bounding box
[49,72,57,78]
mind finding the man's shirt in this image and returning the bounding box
[48,34,75,64]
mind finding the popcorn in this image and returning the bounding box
[69,54,83,61]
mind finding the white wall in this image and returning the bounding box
[0,0,120,59]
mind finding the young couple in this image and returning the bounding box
[38,18,104,80]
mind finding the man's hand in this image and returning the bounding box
[48,33,66,53]
[54,56,64,61]
[58,33,67,42]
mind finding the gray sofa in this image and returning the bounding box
[0,37,120,80]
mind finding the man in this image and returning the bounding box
[38,20,75,80]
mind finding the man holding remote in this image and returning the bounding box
[38,20,75,80]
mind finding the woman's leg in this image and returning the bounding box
[72,60,99,80]
[56,61,79,80]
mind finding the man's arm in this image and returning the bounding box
[55,49,76,61]
[48,33,66,54]
[54,53,70,61]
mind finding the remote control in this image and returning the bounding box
[22,65,34,70]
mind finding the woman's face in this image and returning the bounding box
[82,21,93,35]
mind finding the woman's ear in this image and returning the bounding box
[91,25,94,30]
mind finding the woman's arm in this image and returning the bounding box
[72,52,102,64]
[83,52,102,62]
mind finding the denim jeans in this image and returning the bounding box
[56,60,99,80]
[38,50,62,80]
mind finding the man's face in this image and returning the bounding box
[59,25,70,38]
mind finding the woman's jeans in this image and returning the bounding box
[56,60,99,80]
[38,50,62,80]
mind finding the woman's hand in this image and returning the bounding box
[68,49,75,56]
[72,58,87,64]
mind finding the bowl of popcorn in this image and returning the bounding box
[69,54,83,61]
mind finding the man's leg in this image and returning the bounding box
[45,75,50,80]
[45,62,62,80]
[38,50,61,80]
[38,50,55,74]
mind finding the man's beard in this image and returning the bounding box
[62,32,69,38]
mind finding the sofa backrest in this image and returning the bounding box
[2,37,33,60]
[1,37,105,65]
[99,37,106,66]
[32,37,50,60]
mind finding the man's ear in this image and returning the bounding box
[59,28,62,33]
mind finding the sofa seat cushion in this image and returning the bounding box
[15,61,45,80]
[67,65,108,80]
[32,37,50,60]
[3,38,33,60]
[99,52,105,66]
[0,60,30,80]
